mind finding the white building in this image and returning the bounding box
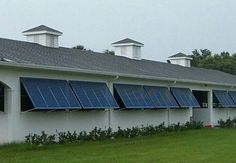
[0,25,236,144]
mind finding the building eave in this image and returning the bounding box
[0,61,234,88]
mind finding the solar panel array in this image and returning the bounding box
[69,81,119,109]
[114,84,155,109]
[21,78,81,110]
[213,90,236,107]
[170,87,200,108]
[144,86,179,108]
[20,78,207,111]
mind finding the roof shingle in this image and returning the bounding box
[22,25,62,34]
[0,37,236,86]
[112,38,144,45]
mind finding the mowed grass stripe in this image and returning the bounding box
[0,128,236,163]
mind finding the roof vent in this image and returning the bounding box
[112,38,143,60]
[22,25,62,48]
[168,53,192,67]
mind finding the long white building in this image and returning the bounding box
[0,25,236,143]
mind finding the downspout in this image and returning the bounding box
[107,75,119,129]
[227,86,234,119]
[168,80,177,126]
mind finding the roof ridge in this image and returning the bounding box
[112,38,144,45]
[22,25,62,34]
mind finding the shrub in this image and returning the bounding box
[218,118,236,128]
[25,121,203,145]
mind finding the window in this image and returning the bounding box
[192,90,208,108]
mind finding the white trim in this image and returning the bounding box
[112,43,143,47]
[23,31,62,36]
[169,57,193,60]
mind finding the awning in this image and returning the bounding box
[69,81,119,109]
[170,87,200,108]
[20,78,82,110]
[144,86,179,108]
[213,90,236,107]
[114,84,155,109]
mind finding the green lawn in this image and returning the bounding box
[0,128,236,163]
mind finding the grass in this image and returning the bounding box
[0,128,236,163]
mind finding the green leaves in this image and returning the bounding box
[25,121,203,145]
[191,49,236,75]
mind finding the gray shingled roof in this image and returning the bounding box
[169,52,189,58]
[0,37,236,86]
[112,38,144,45]
[22,25,62,34]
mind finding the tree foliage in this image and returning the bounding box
[72,45,86,50]
[190,49,236,75]
[104,49,115,55]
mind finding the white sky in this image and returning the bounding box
[0,0,236,62]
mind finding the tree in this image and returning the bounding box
[72,45,86,50]
[104,49,115,55]
[190,49,236,75]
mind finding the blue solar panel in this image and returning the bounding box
[20,78,82,110]
[144,86,179,108]
[170,87,200,108]
[214,90,236,107]
[228,91,236,107]
[69,81,119,109]
[114,84,155,109]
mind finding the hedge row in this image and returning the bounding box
[25,121,203,145]
[218,118,236,128]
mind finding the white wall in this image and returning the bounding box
[110,109,168,129]
[0,66,235,143]
[169,58,191,67]
[26,34,58,48]
[114,45,141,60]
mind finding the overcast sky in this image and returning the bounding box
[0,0,236,62]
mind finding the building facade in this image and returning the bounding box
[0,25,236,143]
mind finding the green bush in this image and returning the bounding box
[218,118,236,128]
[25,121,203,145]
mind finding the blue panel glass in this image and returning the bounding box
[214,90,236,107]
[20,78,81,110]
[114,84,155,109]
[69,81,119,109]
[170,87,200,108]
[144,86,179,108]
[228,91,236,107]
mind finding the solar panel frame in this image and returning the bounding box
[114,84,156,109]
[144,86,179,108]
[20,78,82,110]
[214,90,236,107]
[170,87,200,108]
[69,81,119,109]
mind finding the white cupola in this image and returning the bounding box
[112,38,143,60]
[168,53,192,67]
[22,25,62,48]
